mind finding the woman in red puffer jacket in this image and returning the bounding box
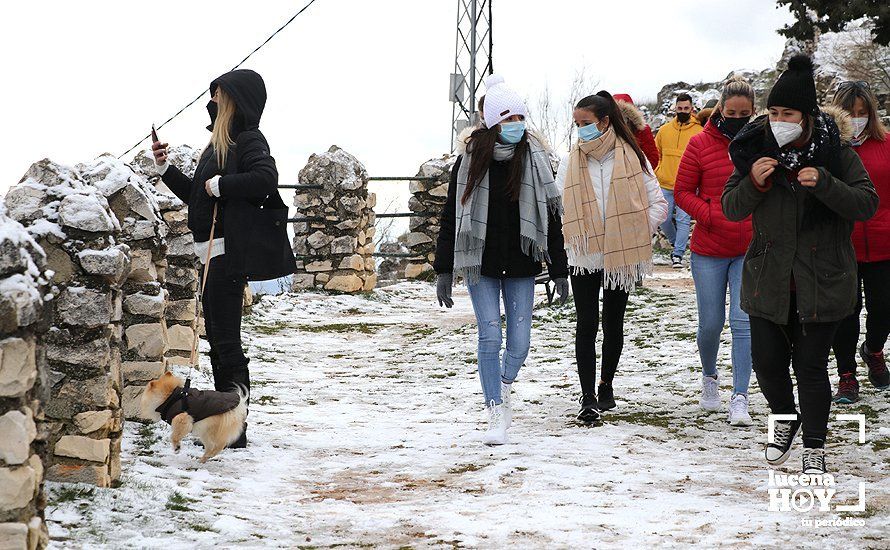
[614,94,659,169]
[830,81,890,404]
[674,76,755,426]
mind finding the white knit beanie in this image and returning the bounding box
[482,74,527,129]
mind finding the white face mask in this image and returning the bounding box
[771,120,804,147]
[851,117,868,138]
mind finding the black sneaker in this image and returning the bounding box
[833,373,859,404]
[597,382,616,411]
[860,343,890,389]
[577,394,600,423]
[765,418,801,466]
[671,255,683,269]
[802,447,826,475]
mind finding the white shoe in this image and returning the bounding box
[700,376,721,411]
[728,393,753,426]
[482,401,508,446]
[501,381,512,428]
[802,447,827,475]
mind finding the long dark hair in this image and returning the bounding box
[462,124,529,205]
[576,91,651,175]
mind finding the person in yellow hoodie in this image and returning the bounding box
[655,93,703,267]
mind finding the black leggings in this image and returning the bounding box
[832,259,890,375]
[202,254,250,395]
[750,295,839,448]
[571,271,630,394]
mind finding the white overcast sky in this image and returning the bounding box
[2,0,793,206]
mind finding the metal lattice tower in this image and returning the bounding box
[450,0,493,152]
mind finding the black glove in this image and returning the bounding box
[436,273,454,308]
[554,277,570,305]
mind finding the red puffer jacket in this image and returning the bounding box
[851,136,890,262]
[675,120,753,258]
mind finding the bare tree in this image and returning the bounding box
[822,24,890,93]
[528,68,600,153]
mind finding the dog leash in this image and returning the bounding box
[186,202,219,391]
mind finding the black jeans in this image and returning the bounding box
[571,271,630,394]
[750,294,839,448]
[832,259,890,375]
[202,254,250,395]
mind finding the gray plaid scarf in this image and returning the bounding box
[454,134,563,285]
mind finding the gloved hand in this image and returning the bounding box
[436,273,454,308]
[554,277,570,305]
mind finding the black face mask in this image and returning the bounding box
[676,112,691,124]
[206,100,218,128]
[715,114,750,139]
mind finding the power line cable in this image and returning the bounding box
[118,0,319,159]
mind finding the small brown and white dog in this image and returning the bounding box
[139,372,248,462]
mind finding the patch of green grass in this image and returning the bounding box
[48,485,95,505]
[165,491,199,512]
[871,438,889,452]
[255,395,276,406]
[608,410,670,428]
[189,523,217,533]
[296,323,387,334]
[405,325,436,338]
[134,423,161,456]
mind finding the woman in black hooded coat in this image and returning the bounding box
[152,69,296,447]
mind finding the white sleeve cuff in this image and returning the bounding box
[155,161,170,176]
[209,175,222,197]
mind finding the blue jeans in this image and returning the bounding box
[467,276,535,405]
[690,253,752,395]
[660,189,691,258]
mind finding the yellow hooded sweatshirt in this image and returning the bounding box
[654,116,703,190]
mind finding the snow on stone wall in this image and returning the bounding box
[0,210,50,550]
[405,155,454,281]
[292,146,377,293]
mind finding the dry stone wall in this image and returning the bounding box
[292,146,376,293]
[405,156,454,281]
[4,159,127,488]
[0,212,51,550]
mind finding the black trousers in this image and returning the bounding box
[202,254,250,396]
[571,271,630,394]
[750,294,838,448]
[832,259,890,375]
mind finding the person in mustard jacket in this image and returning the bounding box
[655,93,703,267]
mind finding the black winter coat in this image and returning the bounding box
[434,155,569,280]
[162,69,296,281]
[156,387,241,424]
[722,114,878,325]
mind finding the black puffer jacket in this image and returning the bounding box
[434,155,569,280]
[162,70,296,281]
[155,387,241,424]
[722,112,878,324]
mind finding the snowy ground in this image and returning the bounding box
[45,268,888,548]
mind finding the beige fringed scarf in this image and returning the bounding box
[561,127,653,291]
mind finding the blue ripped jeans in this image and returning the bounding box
[466,276,535,405]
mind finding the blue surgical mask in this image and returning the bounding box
[578,123,603,142]
[499,121,526,144]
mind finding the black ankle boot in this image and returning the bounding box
[597,382,616,411]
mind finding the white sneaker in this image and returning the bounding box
[728,393,753,426]
[501,381,512,428]
[482,401,508,446]
[700,376,721,411]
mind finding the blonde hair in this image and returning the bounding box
[833,84,887,142]
[717,75,755,113]
[210,87,236,169]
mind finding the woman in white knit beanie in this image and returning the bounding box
[434,74,570,446]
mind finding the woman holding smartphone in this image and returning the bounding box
[151,69,295,448]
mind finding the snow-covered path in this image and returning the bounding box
[46,272,888,548]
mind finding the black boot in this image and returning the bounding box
[577,393,600,423]
[597,382,616,411]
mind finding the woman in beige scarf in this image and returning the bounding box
[556,91,668,423]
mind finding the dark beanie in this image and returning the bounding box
[767,55,818,114]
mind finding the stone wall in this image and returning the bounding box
[0,212,50,550]
[405,156,454,280]
[131,148,200,384]
[5,159,127,488]
[291,146,377,293]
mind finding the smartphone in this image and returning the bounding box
[151,124,159,144]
